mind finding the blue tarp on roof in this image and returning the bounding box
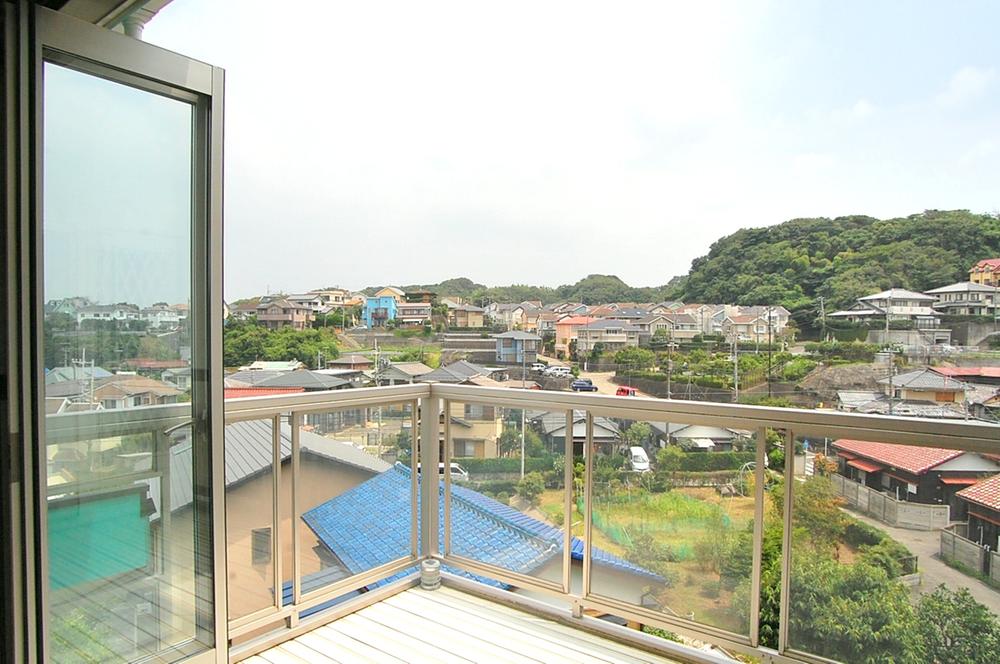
[302,463,661,591]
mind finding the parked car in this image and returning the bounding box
[530,362,547,373]
[628,446,651,472]
[616,386,637,397]
[571,379,598,392]
[417,462,470,482]
[545,366,572,377]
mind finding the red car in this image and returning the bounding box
[616,387,637,397]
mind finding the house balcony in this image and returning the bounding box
[41,384,1000,664]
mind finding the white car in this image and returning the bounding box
[545,366,572,377]
[628,446,651,472]
[530,363,547,373]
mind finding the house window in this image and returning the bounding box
[907,483,917,494]
[453,439,479,457]
[881,473,891,489]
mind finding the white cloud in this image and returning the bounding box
[936,65,996,107]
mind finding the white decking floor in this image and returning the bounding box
[244,585,684,664]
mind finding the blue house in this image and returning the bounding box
[302,464,662,602]
[493,331,542,364]
[362,295,398,328]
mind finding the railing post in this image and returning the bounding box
[290,411,301,615]
[442,399,451,557]
[582,412,594,598]
[777,428,795,653]
[562,409,573,595]
[749,427,766,647]
[271,415,282,612]
[420,391,441,557]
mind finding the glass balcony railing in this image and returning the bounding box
[44,385,1000,662]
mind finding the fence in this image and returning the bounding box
[993,551,1000,586]
[831,473,951,531]
[940,524,990,575]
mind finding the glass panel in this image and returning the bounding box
[43,62,206,661]
[446,403,569,590]
[788,434,1000,662]
[295,402,415,598]
[586,414,758,637]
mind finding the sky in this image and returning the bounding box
[143,0,1000,301]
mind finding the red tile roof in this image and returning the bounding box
[931,367,1000,379]
[847,459,884,473]
[224,387,305,399]
[973,258,1000,270]
[832,439,963,475]
[556,316,598,326]
[956,473,1000,511]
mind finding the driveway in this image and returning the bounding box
[577,369,652,397]
[844,509,1000,614]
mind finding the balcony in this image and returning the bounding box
[41,383,1000,663]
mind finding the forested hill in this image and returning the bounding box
[675,210,1000,313]
[366,274,679,306]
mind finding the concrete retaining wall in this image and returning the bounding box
[992,551,1000,585]
[940,526,988,572]
[832,473,950,530]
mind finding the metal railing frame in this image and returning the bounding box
[44,384,1000,663]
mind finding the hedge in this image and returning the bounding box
[673,451,754,472]
[456,456,554,474]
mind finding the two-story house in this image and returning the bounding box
[969,258,1000,287]
[575,319,641,354]
[362,295,398,328]
[448,304,486,328]
[256,298,314,330]
[925,281,999,316]
[140,302,182,328]
[76,302,140,325]
[396,301,432,326]
[493,331,541,364]
[830,288,940,328]
[554,316,597,358]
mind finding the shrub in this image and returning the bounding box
[516,472,545,505]
[457,456,554,474]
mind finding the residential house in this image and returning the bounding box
[239,360,306,372]
[930,366,1000,387]
[969,258,1000,287]
[554,316,598,358]
[396,301,432,326]
[576,319,641,354]
[326,354,374,371]
[376,362,433,385]
[830,288,940,329]
[362,295,398,328]
[301,463,663,606]
[485,302,529,330]
[955,474,1000,550]
[255,370,353,392]
[417,360,495,384]
[879,368,967,404]
[161,366,192,391]
[256,298,314,330]
[493,331,541,364]
[404,290,436,303]
[653,423,748,452]
[74,374,185,410]
[45,365,112,385]
[45,296,92,317]
[635,313,699,346]
[446,402,504,458]
[533,411,620,456]
[448,304,485,328]
[648,301,684,315]
[287,293,326,312]
[230,299,260,320]
[76,302,140,325]
[925,281,1000,316]
[373,286,406,302]
[519,303,542,332]
[676,303,728,335]
[832,439,1000,514]
[140,302,182,328]
[535,312,561,337]
[548,302,589,315]
[309,288,350,307]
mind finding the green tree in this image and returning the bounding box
[613,347,656,369]
[916,586,1000,663]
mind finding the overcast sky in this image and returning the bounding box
[144,1,1000,301]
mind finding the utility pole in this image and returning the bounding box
[666,327,675,400]
[732,335,739,403]
[767,306,773,399]
[521,338,527,478]
[818,296,827,341]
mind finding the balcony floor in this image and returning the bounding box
[243,585,684,664]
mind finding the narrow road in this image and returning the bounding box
[844,509,1000,614]
[536,354,653,397]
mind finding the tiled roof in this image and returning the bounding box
[832,439,963,475]
[224,387,305,399]
[932,367,1000,379]
[859,288,935,301]
[493,331,542,340]
[555,316,598,326]
[877,368,967,390]
[256,370,350,390]
[973,258,1000,270]
[302,464,661,590]
[956,473,1000,511]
